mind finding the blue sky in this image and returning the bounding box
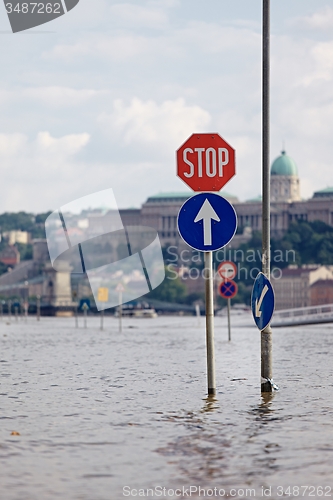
[0,0,333,212]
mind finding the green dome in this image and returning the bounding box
[271,151,298,176]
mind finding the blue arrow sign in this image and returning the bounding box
[177,193,237,252]
[251,272,275,330]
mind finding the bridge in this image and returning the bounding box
[272,303,333,327]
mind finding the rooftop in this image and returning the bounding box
[313,187,333,199]
[271,151,298,177]
[246,195,262,203]
[280,265,320,277]
[146,191,239,203]
[310,279,333,287]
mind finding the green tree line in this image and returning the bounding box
[151,220,333,306]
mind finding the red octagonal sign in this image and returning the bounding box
[177,133,235,192]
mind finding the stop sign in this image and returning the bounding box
[177,133,235,192]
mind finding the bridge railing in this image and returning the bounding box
[273,303,333,326]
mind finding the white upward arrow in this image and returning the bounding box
[194,198,220,246]
[255,285,269,317]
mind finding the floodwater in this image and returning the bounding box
[1,314,333,500]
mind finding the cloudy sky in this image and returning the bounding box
[0,0,332,212]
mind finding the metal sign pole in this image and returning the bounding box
[227,298,231,342]
[118,291,122,333]
[195,303,200,327]
[83,304,88,329]
[75,304,78,328]
[100,309,104,331]
[36,295,40,321]
[205,251,216,396]
[8,300,12,323]
[261,0,273,393]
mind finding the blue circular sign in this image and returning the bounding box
[219,280,238,299]
[177,193,237,252]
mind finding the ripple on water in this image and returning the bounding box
[1,316,333,499]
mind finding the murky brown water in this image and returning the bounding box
[1,314,333,499]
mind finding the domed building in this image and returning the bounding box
[235,150,333,238]
[270,151,301,202]
[117,150,333,245]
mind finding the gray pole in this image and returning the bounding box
[36,295,40,321]
[118,292,122,333]
[83,304,87,329]
[100,309,104,331]
[227,298,231,342]
[261,0,273,393]
[195,303,200,327]
[204,251,216,396]
[8,300,12,323]
[75,304,78,328]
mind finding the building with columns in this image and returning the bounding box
[235,151,333,238]
[119,151,333,247]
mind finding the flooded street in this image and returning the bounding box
[1,314,333,499]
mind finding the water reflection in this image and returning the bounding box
[156,392,285,487]
[258,392,275,416]
[156,394,232,484]
[201,395,219,414]
[3,317,333,499]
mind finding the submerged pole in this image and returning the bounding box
[37,295,40,321]
[261,0,273,392]
[8,300,12,323]
[227,298,231,342]
[100,309,104,331]
[118,292,122,333]
[205,251,216,396]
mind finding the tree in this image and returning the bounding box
[147,267,187,303]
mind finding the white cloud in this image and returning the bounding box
[0,132,90,211]
[148,0,179,7]
[109,3,168,29]
[98,97,211,151]
[175,22,260,55]
[297,6,333,31]
[0,133,27,157]
[48,34,152,62]
[46,20,260,64]
[309,41,333,82]
[23,87,98,107]
[2,1,333,211]
[33,131,90,159]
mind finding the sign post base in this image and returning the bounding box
[205,252,216,396]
